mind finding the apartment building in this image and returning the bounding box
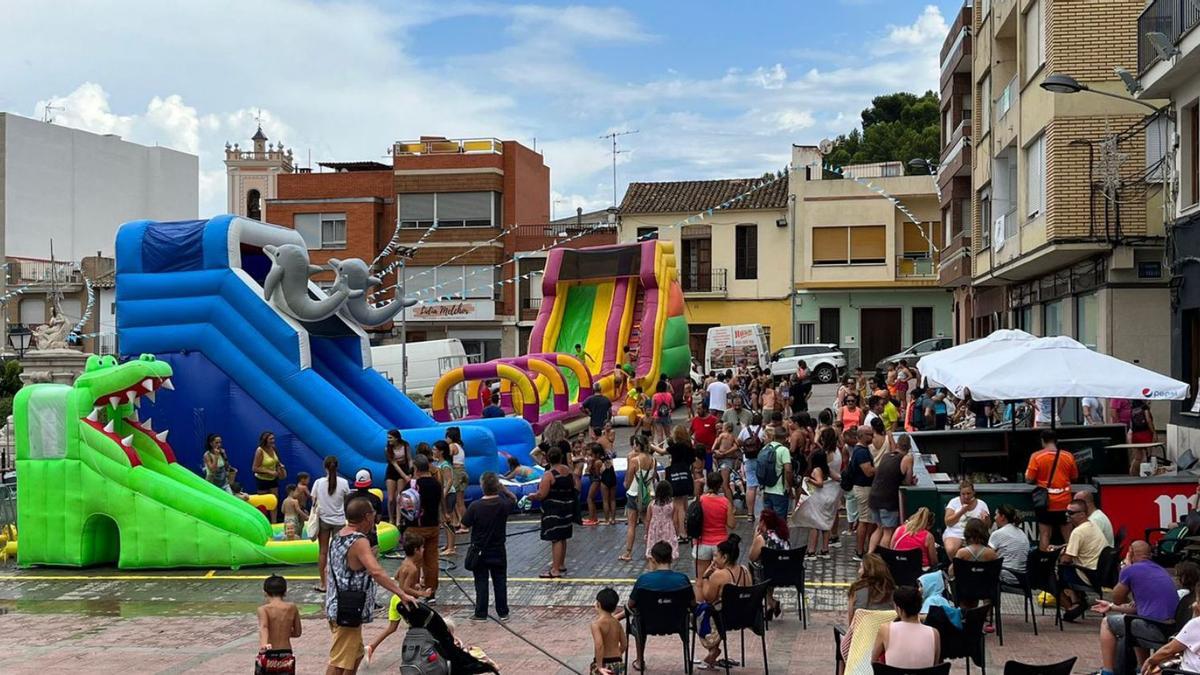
[1136,0,1200,452]
[939,1,976,343]
[234,132,551,360]
[791,147,952,370]
[617,178,791,356]
[0,112,198,355]
[970,0,1169,416]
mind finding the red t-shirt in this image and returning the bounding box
[1025,448,1079,511]
[690,414,719,453]
[699,493,730,545]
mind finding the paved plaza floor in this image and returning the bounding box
[0,384,1104,672]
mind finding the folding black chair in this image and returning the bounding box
[624,585,696,674]
[951,558,1003,644]
[942,604,991,675]
[1122,592,1194,674]
[878,546,924,588]
[760,546,808,628]
[1026,549,1062,631]
[1062,546,1121,619]
[712,582,770,675]
[872,663,951,675]
[998,567,1039,636]
[1001,657,1077,675]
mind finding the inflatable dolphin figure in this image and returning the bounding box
[262,244,359,322]
[328,257,417,327]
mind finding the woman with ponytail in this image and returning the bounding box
[311,455,351,593]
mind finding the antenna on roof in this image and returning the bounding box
[42,103,63,124]
[600,129,639,208]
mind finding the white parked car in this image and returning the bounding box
[769,344,847,384]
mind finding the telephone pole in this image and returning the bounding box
[600,129,638,207]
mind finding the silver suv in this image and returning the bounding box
[769,344,847,384]
[874,337,953,371]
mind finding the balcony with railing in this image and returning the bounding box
[680,269,727,297]
[939,116,973,183]
[897,256,938,280]
[519,296,543,322]
[938,230,973,287]
[1139,0,1200,74]
[512,223,617,252]
[939,4,973,86]
[394,137,503,156]
[7,257,83,289]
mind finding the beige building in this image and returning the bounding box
[224,126,294,221]
[617,179,791,356]
[971,0,1169,423]
[790,148,952,370]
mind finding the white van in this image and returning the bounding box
[704,324,770,374]
[371,338,469,398]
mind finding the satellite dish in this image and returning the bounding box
[1146,31,1181,60]
[1114,67,1142,95]
[818,139,834,155]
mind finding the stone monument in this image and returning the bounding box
[19,305,90,386]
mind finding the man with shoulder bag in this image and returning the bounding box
[326,496,420,675]
[1025,430,1079,550]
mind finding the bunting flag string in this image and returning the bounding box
[410,166,792,305]
[822,161,941,253]
[68,273,96,339]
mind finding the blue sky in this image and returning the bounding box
[1,0,960,217]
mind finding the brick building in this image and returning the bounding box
[970,0,1169,424]
[937,1,975,342]
[228,132,564,359]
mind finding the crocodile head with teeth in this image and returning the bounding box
[75,353,177,465]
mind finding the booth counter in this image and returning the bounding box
[1094,475,1196,550]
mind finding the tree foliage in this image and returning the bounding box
[823,91,941,177]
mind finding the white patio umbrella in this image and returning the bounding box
[916,329,1037,394]
[919,333,1189,401]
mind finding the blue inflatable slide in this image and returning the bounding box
[115,216,536,498]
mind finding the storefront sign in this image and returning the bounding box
[1096,477,1196,554]
[404,300,495,322]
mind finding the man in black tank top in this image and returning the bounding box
[867,435,914,554]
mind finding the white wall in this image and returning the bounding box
[2,113,198,259]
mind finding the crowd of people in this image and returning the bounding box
[218,355,1195,674]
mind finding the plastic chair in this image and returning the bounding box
[878,546,924,588]
[873,663,952,675]
[951,558,1003,643]
[624,585,696,674]
[759,546,808,628]
[998,567,1038,637]
[1062,546,1121,617]
[1026,549,1062,631]
[712,582,770,675]
[1122,592,1194,673]
[942,604,990,675]
[1001,657,1077,675]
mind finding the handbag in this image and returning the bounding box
[332,537,367,628]
[1031,449,1062,511]
[464,543,481,572]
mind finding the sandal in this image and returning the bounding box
[631,660,644,672]
[618,552,633,562]
[538,571,561,579]
[313,585,327,593]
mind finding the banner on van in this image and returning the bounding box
[707,325,766,371]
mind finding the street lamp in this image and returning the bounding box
[7,324,31,358]
[1040,73,1163,113]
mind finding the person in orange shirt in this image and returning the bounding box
[1025,430,1079,549]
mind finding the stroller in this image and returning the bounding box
[395,602,500,674]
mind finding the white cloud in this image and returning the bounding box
[4,2,947,227]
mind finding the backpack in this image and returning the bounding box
[399,627,449,675]
[685,497,705,539]
[1132,407,1150,432]
[741,426,764,459]
[634,465,655,510]
[399,485,422,524]
[656,400,672,420]
[755,442,781,488]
